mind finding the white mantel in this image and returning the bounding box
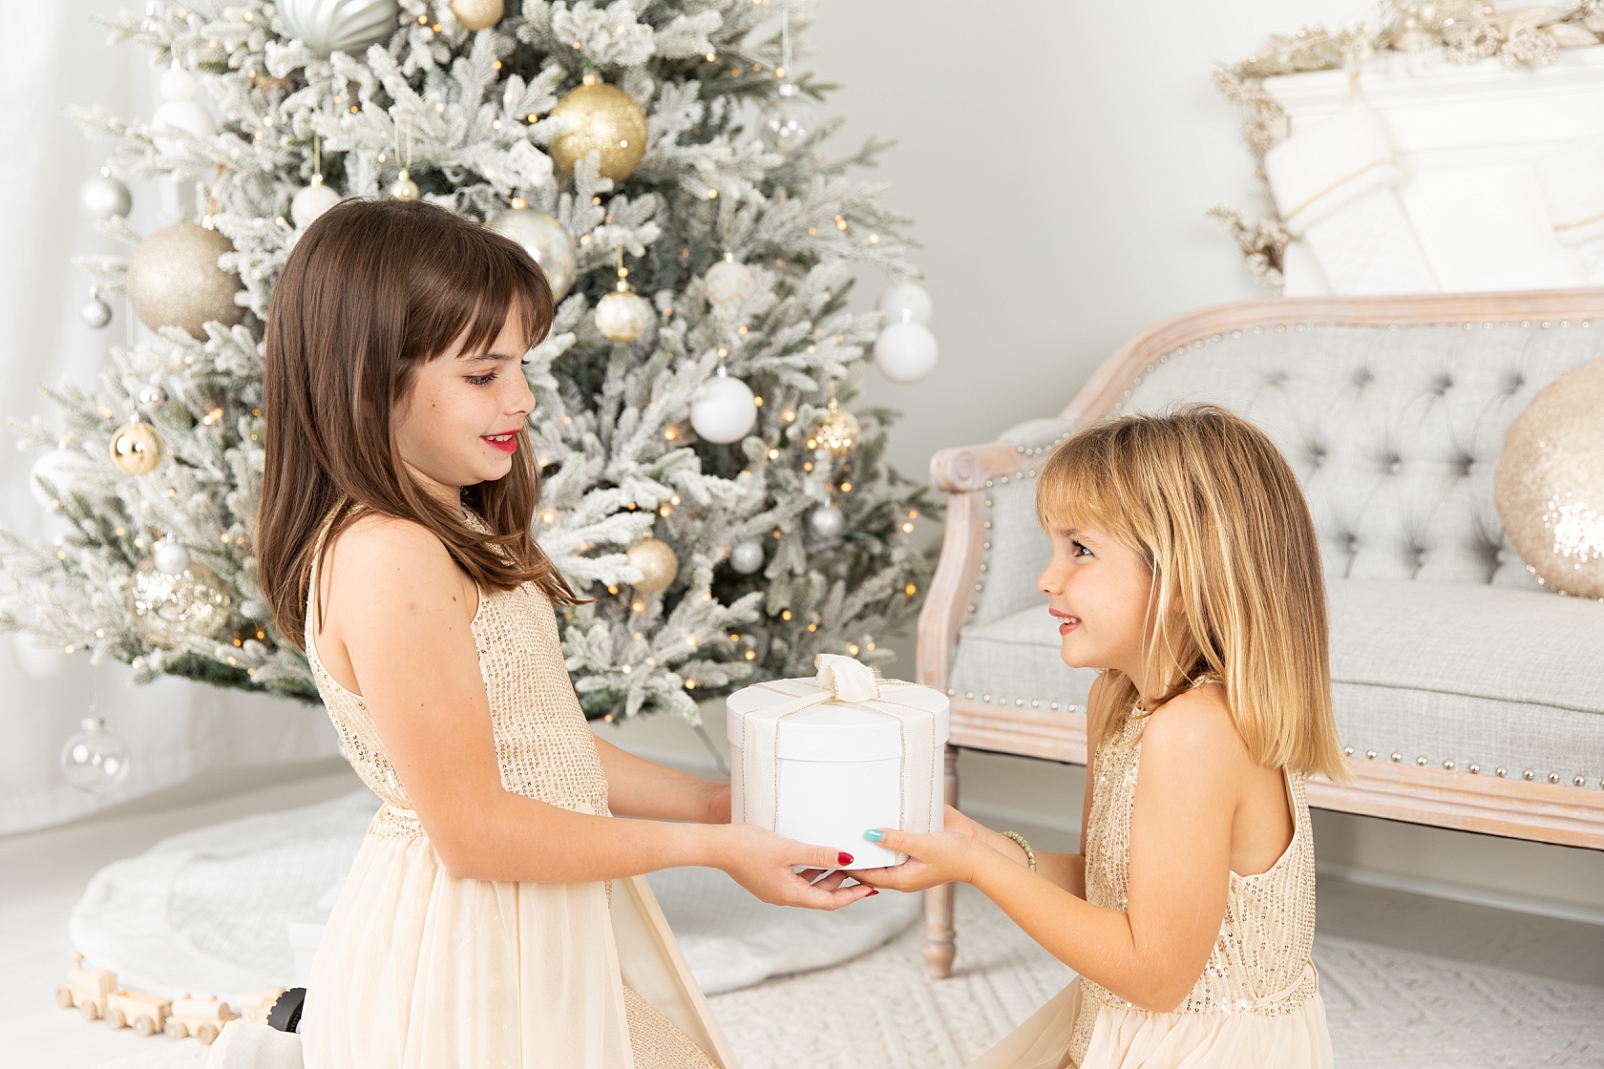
[1265,48,1604,294]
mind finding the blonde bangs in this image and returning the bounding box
[1038,406,1352,784]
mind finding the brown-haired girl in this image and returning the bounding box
[258,198,871,1069]
[857,406,1343,1068]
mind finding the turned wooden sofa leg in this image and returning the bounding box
[925,744,960,979]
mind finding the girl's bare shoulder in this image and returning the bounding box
[1141,683,1252,773]
[325,513,464,607]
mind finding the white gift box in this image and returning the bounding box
[727,655,949,870]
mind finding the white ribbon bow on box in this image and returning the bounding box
[739,654,940,862]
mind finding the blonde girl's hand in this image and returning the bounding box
[713,823,877,910]
[850,827,990,893]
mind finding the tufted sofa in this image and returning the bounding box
[916,290,1604,979]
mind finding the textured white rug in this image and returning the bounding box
[81,885,1604,1069]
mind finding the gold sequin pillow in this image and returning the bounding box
[1494,358,1604,599]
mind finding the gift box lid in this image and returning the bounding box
[726,677,950,763]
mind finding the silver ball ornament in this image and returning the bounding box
[60,717,130,794]
[488,209,578,300]
[81,287,112,330]
[127,556,233,646]
[136,384,168,412]
[126,222,244,339]
[704,256,755,316]
[729,539,765,575]
[809,504,845,539]
[873,320,939,384]
[595,289,652,343]
[690,373,758,444]
[277,0,401,57]
[291,177,342,228]
[760,83,816,153]
[79,174,132,220]
[626,537,679,594]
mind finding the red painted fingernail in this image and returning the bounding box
[838,852,854,866]
[866,889,879,896]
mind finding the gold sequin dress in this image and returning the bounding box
[298,513,735,1069]
[968,714,1334,1069]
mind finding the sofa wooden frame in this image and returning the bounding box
[915,290,1604,980]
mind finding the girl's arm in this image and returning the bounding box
[324,517,865,908]
[855,686,1240,1011]
[593,736,730,824]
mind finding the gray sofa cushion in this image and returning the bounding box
[949,579,1603,786]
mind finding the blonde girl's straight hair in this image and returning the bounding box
[1037,404,1350,783]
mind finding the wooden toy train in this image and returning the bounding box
[57,954,285,1045]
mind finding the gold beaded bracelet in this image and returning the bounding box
[1001,830,1036,873]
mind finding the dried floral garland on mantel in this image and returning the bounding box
[1210,1,1604,291]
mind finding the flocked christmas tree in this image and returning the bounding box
[1,0,941,726]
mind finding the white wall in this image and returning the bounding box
[773,0,1604,918]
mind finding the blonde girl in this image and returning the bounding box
[857,405,1345,1068]
[257,198,870,1069]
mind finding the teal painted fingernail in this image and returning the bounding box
[863,829,885,842]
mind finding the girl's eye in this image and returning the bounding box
[466,373,496,386]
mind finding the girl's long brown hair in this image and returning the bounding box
[1037,405,1350,782]
[258,197,577,650]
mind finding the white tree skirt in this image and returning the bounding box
[68,789,922,1000]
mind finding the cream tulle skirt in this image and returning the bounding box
[299,832,735,1069]
[967,978,1334,1069]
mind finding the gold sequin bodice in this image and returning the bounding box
[303,513,609,835]
[1067,714,1319,1061]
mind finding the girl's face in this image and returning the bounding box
[393,310,535,507]
[1036,525,1157,689]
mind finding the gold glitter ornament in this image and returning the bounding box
[626,536,678,594]
[389,170,420,200]
[1495,357,1604,599]
[547,75,648,182]
[109,422,164,476]
[813,399,861,459]
[126,223,244,340]
[449,0,503,30]
[127,557,233,645]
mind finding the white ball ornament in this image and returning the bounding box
[79,173,132,220]
[277,0,401,57]
[704,255,755,316]
[153,539,192,576]
[29,449,92,510]
[489,209,578,300]
[12,633,66,681]
[873,320,938,384]
[150,64,215,157]
[876,282,933,327]
[291,177,342,228]
[690,372,758,444]
[809,504,845,539]
[595,290,652,343]
[729,539,765,575]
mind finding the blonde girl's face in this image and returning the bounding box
[393,311,535,508]
[1036,526,1156,684]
